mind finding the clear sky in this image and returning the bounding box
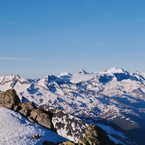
[0,0,145,78]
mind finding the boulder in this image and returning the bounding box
[30,108,53,130]
[18,102,36,117]
[0,89,20,109]
[78,124,116,145]
[31,134,41,140]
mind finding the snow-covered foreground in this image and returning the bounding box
[0,107,67,145]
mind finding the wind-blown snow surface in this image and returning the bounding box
[0,107,67,145]
[0,67,145,144]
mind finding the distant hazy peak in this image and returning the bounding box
[57,72,72,77]
[0,74,29,83]
[77,69,87,74]
[105,67,125,74]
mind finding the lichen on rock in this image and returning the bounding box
[0,89,20,109]
[78,124,116,145]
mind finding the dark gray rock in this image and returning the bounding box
[31,134,41,140]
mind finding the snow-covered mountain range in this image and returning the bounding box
[0,67,145,145]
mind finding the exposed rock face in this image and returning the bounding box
[78,124,116,145]
[30,108,54,130]
[39,105,87,143]
[18,102,36,116]
[0,89,20,109]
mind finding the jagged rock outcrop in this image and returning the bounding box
[0,89,20,109]
[15,102,36,116]
[39,105,87,143]
[39,105,119,145]
[78,124,116,145]
[43,124,118,145]
[0,89,54,131]
[30,108,54,130]
[0,89,118,145]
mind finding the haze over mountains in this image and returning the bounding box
[0,67,145,145]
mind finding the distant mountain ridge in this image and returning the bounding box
[0,67,145,144]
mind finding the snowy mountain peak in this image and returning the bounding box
[0,74,29,85]
[0,74,19,81]
[39,75,60,84]
[77,69,87,74]
[57,72,72,77]
[105,67,126,74]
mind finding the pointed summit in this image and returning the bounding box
[78,69,87,74]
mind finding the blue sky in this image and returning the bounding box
[0,0,145,78]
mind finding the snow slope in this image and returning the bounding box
[0,107,67,145]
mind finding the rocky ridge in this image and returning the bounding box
[0,89,118,145]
